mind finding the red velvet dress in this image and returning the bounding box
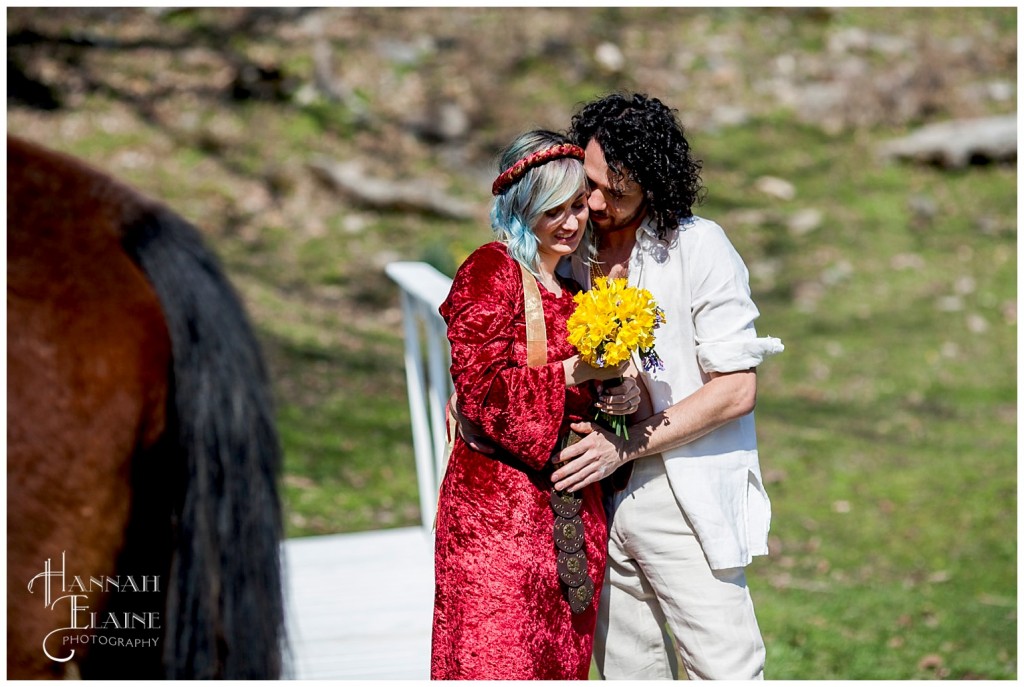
[431,242,608,680]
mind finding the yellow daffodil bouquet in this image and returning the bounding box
[566,276,666,439]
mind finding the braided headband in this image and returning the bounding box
[491,143,586,196]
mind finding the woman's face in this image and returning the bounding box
[533,186,589,262]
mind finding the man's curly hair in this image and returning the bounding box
[569,93,705,239]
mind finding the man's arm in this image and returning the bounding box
[453,376,643,456]
[551,369,756,492]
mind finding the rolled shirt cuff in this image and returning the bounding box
[696,336,785,374]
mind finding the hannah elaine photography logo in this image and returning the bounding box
[27,551,162,662]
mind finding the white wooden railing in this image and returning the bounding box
[385,261,454,531]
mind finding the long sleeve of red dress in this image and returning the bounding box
[431,242,608,680]
[440,242,569,470]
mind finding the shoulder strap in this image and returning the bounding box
[519,263,547,367]
[434,261,549,532]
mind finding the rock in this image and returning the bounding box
[755,175,796,201]
[709,105,749,129]
[308,156,475,220]
[787,208,823,236]
[891,253,926,270]
[987,80,1015,102]
[908,193,938,220]
[965,313,989,334]
[404,98,471,144]
[878,115,1017,168]
[230,61,297,102]
[821,260,853,286]
[594,42,625,73]
[375,37,434,66]
[728,208,777,227]
[828,27,911,56]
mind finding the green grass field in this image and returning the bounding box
[724,122,1016,679]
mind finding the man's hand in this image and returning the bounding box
[551,421,627,492]
[453,403,496,454]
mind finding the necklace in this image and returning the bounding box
[590,244,628,285]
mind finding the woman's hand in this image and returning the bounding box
[562,355,629,386]
[595,376,641,416]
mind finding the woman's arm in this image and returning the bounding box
[441,246,588,469]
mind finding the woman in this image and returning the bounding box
[431,130,639,680]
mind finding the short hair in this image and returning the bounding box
[569,92,705,239]
[490,129,593,278]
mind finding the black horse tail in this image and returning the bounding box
[121,204,285,679]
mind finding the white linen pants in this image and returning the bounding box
[594,455,766,680]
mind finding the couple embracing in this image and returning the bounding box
[431,93,784,681]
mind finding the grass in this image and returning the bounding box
[701,119,1016,678]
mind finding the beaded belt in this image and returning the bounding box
[550,431,594,614]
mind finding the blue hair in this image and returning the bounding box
[490,130,592,279]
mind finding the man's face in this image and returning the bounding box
[583,138,647,236]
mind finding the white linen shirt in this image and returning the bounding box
[566,214,784,570]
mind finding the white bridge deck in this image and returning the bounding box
[282,527,435,680]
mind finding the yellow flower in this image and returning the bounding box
[565,276,667,439]
[565,276,666,370]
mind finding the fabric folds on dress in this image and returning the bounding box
[431,242,608,680]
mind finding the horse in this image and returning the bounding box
[7,134,286,679]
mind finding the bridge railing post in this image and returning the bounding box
[385,262,454,532]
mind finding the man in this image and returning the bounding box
[458,92,782,679]
[551,92,784,680]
